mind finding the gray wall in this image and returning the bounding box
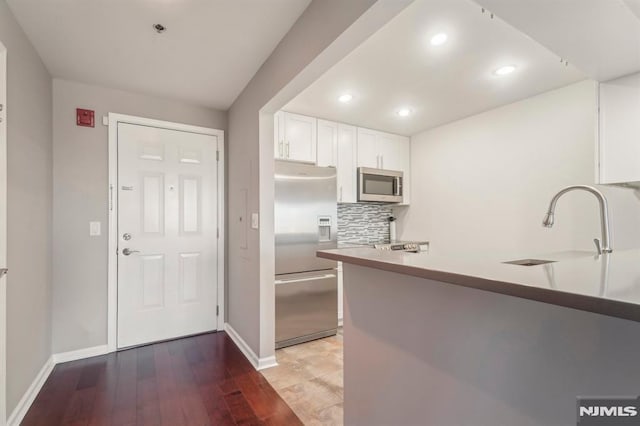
[52,78,226,353]
[344,263,640,425]
[397,81,640,257]
[226,0,411,359]
[0,1,54,416]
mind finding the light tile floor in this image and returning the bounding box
[261,329,344,425]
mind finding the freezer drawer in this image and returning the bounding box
[275,270,338,348]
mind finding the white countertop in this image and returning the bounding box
[317,247,640,322]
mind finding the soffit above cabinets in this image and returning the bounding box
[6,0,311,110]
[284,0,586,137]
[473,0,640,82]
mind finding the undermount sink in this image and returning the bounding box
[503,259,556,266]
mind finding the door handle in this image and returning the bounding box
[122,248,140,256]
[0,268,7,277]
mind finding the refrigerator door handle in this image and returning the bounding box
[275,273,336,285]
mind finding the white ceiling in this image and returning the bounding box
[7,0,311,110]
[474,0,640,82]
[284,0,587,136]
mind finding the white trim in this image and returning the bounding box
[216,126,226,330]
[0,42,7,426]
[52,345,109,364]
[7,344,110,425]
[224,323,278,371]
[107,113,225,351]
[7,356,54,426]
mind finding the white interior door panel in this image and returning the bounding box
[117,123,218,348]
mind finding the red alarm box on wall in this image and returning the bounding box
[76,108,95,127]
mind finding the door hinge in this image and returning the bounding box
[109,184,114,211]
[216,151,220,161]
[216,305,219,316]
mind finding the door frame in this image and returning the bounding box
[107,113,225,352]
[0,40,7,425]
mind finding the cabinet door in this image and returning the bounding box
[357,127,379,168]
[599,74,640,184]
[317,119,338,167]
[377,132,401,171]
[274,111,285,159]
[337,124,357,203]
[283,112,317,163]
[377,132,411,205]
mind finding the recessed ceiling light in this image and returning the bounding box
[396,108,412,117]
[494,65,517,76]
[430,33,448,46]
[338,94,353,103]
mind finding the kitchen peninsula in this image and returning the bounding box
[318,247,640,426]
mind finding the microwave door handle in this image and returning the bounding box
[394,176,401,196]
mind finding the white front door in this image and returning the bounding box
[117,122,219,348]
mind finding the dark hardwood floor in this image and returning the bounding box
[21,332,302,426]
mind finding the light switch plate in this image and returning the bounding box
[89,221,101,236]
[102,116,109,126]
[251,213,259,229]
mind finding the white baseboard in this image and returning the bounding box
[256,355,278,370]
[53,344,110,364]
[224,323,278,371]
[9,328,275,425]
[7,355,54,426]
[7,344,111,425]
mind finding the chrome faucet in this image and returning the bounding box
[542,185,612,254]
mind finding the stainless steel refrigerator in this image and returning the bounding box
[275,160,338,349]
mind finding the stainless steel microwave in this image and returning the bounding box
[357,167,403,203]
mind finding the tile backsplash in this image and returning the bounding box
[338,203,393,245]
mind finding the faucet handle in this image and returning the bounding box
[594,238,603,256]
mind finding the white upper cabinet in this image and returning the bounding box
[598,72,640,184]
[356,128,380,168]
[337,124,357,203]
[317,119,338,167]
[274,111,317,163]
[275,110,410,204]
[357,128,409,172]
[357,128,411,204]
